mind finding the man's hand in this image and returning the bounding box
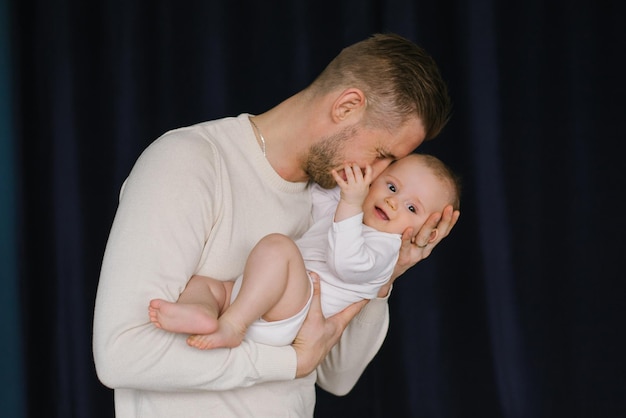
[378,205,461,297]
[292,272,368,378]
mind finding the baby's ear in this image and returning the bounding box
[428,228,439,243]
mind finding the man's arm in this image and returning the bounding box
[93,133,296,392]
[314,297,388,395]
[292,274,368,379]
[315,205,461,395]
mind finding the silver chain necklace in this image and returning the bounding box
[249,117,267,157]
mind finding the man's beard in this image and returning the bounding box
[303,126,356,189]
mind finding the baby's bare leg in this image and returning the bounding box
[187,233,310,349]
[149,275,230,335]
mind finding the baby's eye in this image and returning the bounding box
[387,183,396,192]
[408,205,416,213]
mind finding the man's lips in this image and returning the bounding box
[375,206,389,220]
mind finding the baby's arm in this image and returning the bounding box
[331,163,372,222]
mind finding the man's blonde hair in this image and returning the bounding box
[308,33,451,140]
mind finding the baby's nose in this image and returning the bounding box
[385,197,397,210]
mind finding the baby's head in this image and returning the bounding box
[362,153,460,239]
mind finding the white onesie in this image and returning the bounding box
[236,184,401,346]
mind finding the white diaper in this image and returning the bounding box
[229,273,314,346]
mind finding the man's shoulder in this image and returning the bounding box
[160,114,242,142]
[149,114,250,157]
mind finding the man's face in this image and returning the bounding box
[304,117,426,189]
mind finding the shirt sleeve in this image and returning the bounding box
[316,294,391,395]
[327,214,399,286]
[93,131,296,392]
[310,184,340,221]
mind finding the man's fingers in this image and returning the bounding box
[328,299,368,332]
[414,212,441,246]
[307,271,322,312]
[449,209,461,231]
[293,271,365,378]
[401,227,414,241]
[415,205,461,246]
[434,206,460,239]
[392,207,460,280]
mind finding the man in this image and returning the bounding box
[93,33,459,417]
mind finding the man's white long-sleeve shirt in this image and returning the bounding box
[93,114,390,417]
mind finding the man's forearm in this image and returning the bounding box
[315,297,389,396]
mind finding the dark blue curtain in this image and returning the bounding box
[1,0,25,417]
[4,0,625,417]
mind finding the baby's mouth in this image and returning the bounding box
[375,206,389,220]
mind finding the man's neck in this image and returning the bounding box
[254,93,320,183]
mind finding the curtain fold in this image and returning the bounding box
[1,0,25,416]
[465,1,532,417]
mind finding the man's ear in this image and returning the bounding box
[331,88,366,123]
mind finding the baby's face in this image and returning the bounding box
[362,156,452,235]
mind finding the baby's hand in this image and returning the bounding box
[331,163,372,207]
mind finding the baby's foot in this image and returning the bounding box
[149,299,219,335]
[187,316,247,350]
